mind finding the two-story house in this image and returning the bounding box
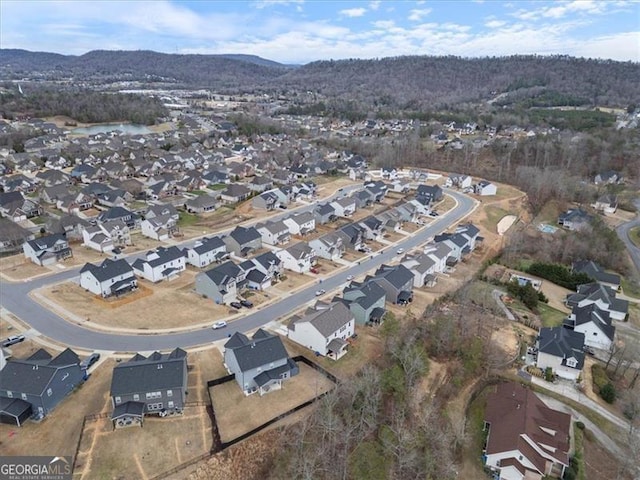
[330,197,357,218]
[195,260,243,304]
[283,212,316,236]
[309,232,345,261]
[370,264,414,305]
[140,214,178,241]
[131,246,186,283]
[257,220,291,246]
[110,348,188,428]
[223,226,262,257]
[536,327,585,381]
[563,304,615,351]
[339,280,387,325]
[79,259,137,298]
[185,236,228,268]
[23,234,72,266]
[276,242,316,273]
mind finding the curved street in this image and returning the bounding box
[0,190,476,352]
[616,206,640,277]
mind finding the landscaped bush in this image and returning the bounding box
[544,367,554,382]
[575,421,585,430]
[591,364,609,391]
[599,383,616,403]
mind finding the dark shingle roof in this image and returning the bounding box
[538,327,585,369]
[110,348,187,396]
[224,329,289,372]
[0,348,80,395]
[80,258,133,282]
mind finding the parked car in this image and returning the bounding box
[428,211,439,218]
[240,299,254,308]
[396,248,405,254]
[1,335,25,347]
[310,267,319,274]
[80,353,101,370]
[212,321,228,329]
[315,289,326,296]
[346,275,354,281]
[278,205,288,210]
[229,302,243,310]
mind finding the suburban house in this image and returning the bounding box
[223,226,262,257]
[288,301,355,360]
[330,196,357,218]
[557,209,592,231]
[456,223,481,251]
[101,220,132,247]
[0,348,84,425]
[474,180,497,196]
[594,170,622,185]
[339,280,387,325]
[445,173,473,189]
[110,348,188,428]
[564,304,615,351]
[309,232,345,261]
[82,225,114,253]
[423,242,454,273]
[483,382,571,480]
[131,246,186,283]
[223,329,299,396]
[185,236,228,268]
[79,259,137,298]
[536,327,585,381]
[565,283,628,321]
[140,214,178,241]
[591,194,617,215]
[184,194,217,214]
[23,234,72,266]
[145,204,179,222]
[0,191,42,221]
[359,216,384,241]
[257,220,291,246]
[352,189,374,209]
[283,212,316,236]
[47,214,89,242]
[252,190,279,210]
[251,251,283,282]
[338,223,365,251]
[416,184,443,204]
[313,203,337,225]
[402,252,438,287]
[276,242,316,273]
[433,232,469,263]
[240,260,272,291]
[220,183,251,204]
[195,260,243,304]
[0,218,35,254]
[370,264,414,305]
[97,206,141,230]
[571,260,620,291]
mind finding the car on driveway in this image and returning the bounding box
[396,248,404,255]
[229,302,243,309]
[1,335,25,347]
[315,289,326,296]
[310,267,319,274]
[80,353,101,370]
[212,321,228,329]
[240,299,254,308]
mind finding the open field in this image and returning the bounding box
[210,362,334,442]
[75,406,212,480]
[481,205,511,233]
[38,271,235,330]
[0,255,50,281]
[0,359,114,458]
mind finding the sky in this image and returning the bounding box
[1,0,638,64]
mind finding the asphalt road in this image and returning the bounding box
[0,189,476,352]
[616,206,640,277]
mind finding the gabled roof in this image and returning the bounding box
[201,260,241,286]
[228,225,261,245]
[373,264,414,290]
[538,327,585,369]
[315,203,335,216]
[572,260,620,286]
[572,304,615,341]
[191,236,225,254]
[26,234,66,251]
[224,329,289,372]
[110,348,187,396]
[289,301,354,337]
[343,280,387,309]
[285,242,313,260]
[80,258,134,282]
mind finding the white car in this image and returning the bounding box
[396,248,404,255]
[315,289,326,296]
[212,321,227,330]
[346,275,354,281]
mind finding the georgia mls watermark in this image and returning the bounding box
[0,457,72,480]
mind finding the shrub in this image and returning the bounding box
[599,383,616,403]
[575,421,585,430]
[591,364,609,391]
[526,262,593,290]
[544,367,554,382]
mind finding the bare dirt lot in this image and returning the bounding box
[38,271,234,331]
[269,272,314,295]
[210,362,334,443]
[0,255,49,281]
[0,359,114,458]
[75,406,213,480]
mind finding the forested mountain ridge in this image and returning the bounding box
[1,49,638,108]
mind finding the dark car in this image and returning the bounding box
[1,335,25,347]
[80,353,101,370]
[240,299,254,308]
[229,302,242,309]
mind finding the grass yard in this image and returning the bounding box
[481,205,510,233]
[209,183,227,190]
[458,386,489,479]
[0,255,50,281]
[209,362,334,443]
[76,407,212,480]
[621,276,640,299]
[538,303,567,328]
[178,211,201,227]
[38,271,234,330]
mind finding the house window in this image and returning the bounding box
[167,390,173,397]
[133,394,140,401]
[115,396,121,404]
[145,391,161,399]
[593,332,598,336]
[6,391,12,398]
[47,388,53,397]
[340,325,347,333]
[168,401,174,409]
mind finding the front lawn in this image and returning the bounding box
[538,303,567,328]
[629,226,640,248]
[178,211,200,227]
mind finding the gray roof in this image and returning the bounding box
[374,264,414,290]
[538,327,585,369]
[289,301,354,337]
[0,217,33,242]
[572,260,621,287]
[80,258,133,282]
[285,242,313,260]
[26,233,66,251]
[224,329,289,373]
[110,348,187,396]
[0,348,80,395]
[191,236,225,254]
[343,281,386,309]
[572,304,615,341]
[228,225,261,245]
[201,260,241,286]
[111,401,145,419]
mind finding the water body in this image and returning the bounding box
[71,123,152,135]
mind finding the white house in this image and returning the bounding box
[475,180,497,196]
[23,234,72,266]
[330,197,357,218]
[276,242,316,273]
[536,327,585,381]
[256,220,290,246]
[185,236,227,268]
[140,214,177,241]
[309,233,345,261]
[79,259,137,298]
[288,302,355,360]
[282,212,316,236]
[82,225,114,253]
[566,304,615,351]
[131,246,186,283]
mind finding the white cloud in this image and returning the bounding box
[408,8,432,21]
[485,20,507,28]
[254,0,304,9]
[340,7,367,18]
[369,1,381,10]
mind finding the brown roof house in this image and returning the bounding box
[483,382,571,480]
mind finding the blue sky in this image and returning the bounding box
[1,1,638,63]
